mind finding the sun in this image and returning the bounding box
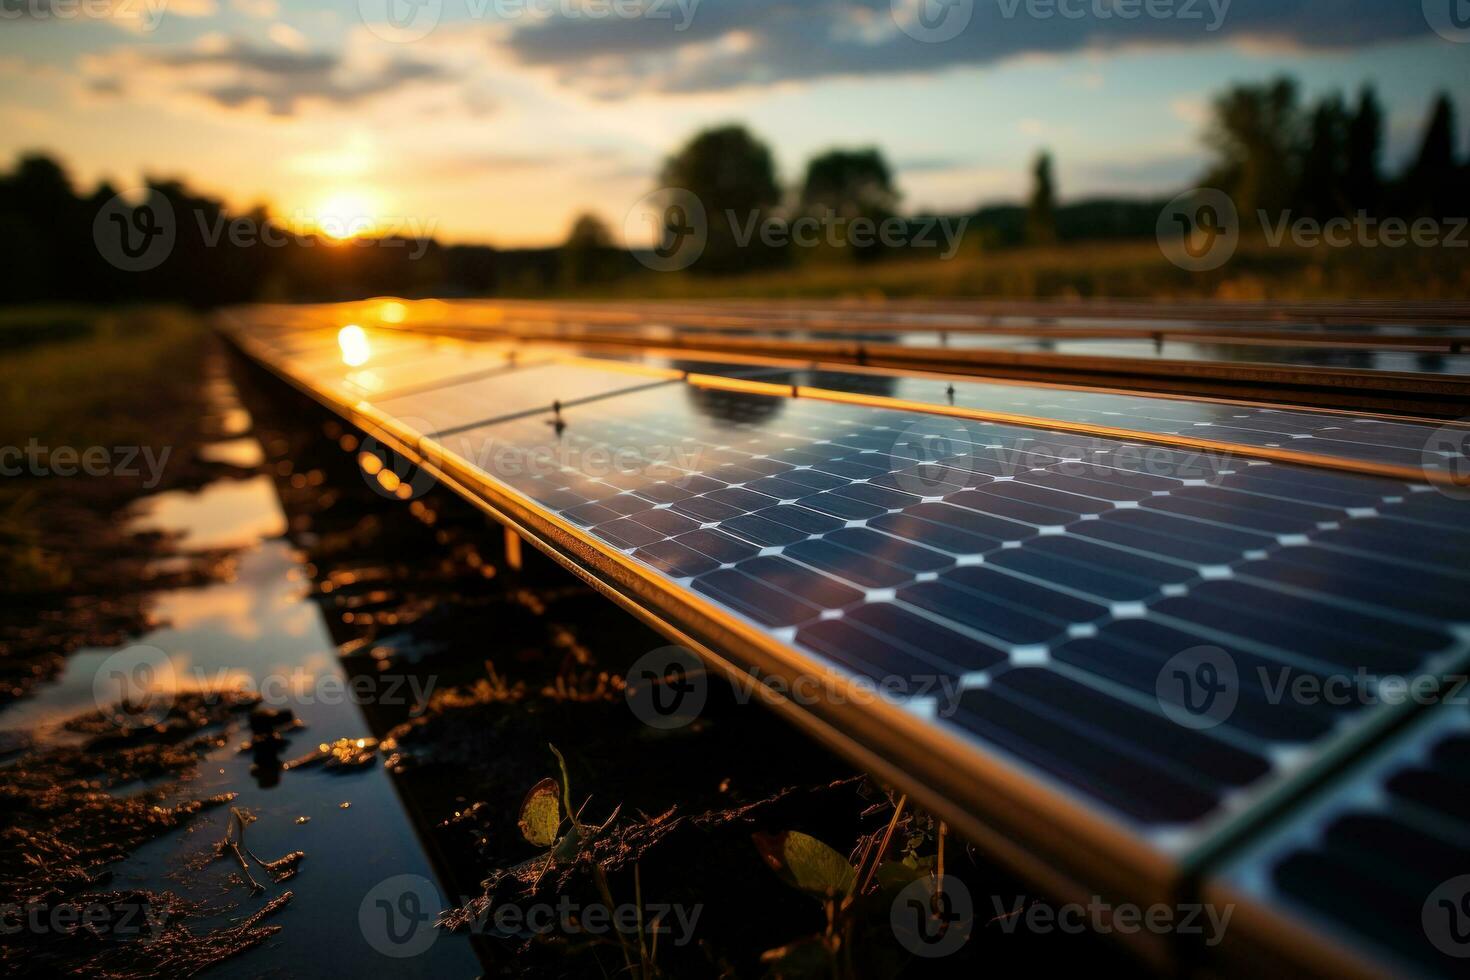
[311,190,381,240]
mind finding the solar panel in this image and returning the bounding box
[1210,698,1470,977]
[220,304,1470,975]
[424,380,1469,841]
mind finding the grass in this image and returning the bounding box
[552,236,1470,303]
[0,305,205,451]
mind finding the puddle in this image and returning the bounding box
[199,437,267,468]
[132,475,289,550]
[0,374,479,977]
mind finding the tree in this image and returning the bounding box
[658,125,782,274]
[799,148,899,262]
[1202,77,1302,217]
[1403,92,1459,216]
[1297,93,1350,219]
[560,212,616,285]
[1345,85,1384,216]
[1025,151,1057,245]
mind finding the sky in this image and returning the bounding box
[2,0,1467,246]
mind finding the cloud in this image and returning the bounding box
[3,0,216,32]
[492,0,1433,98]
[82,36,451,116]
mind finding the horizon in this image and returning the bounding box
[3,1,1468,248]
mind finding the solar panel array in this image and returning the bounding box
[224,307,1470,975]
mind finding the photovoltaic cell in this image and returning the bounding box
[426,379,1470,838]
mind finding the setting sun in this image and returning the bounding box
[310,190,382,240]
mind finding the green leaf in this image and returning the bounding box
[552,822,583,862]
[548,743,573,823]
[518,777,562,847]
[753,831,857,899]
[874,859,931,892]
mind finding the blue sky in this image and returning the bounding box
[2,0,1466,244]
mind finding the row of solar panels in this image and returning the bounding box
[249,299,1470,415]
[220,304,1470,976]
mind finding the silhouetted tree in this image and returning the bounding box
[799,148,899,262]
[1345,85,1384,216]
[1403,93,1459,216]
[659,125,782,274]
[1026,152,1057,245]
[560,212,618,285]
[1298,93,1350,219]
[1203,77,1302,216]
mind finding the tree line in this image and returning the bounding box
[0,77,1463,305]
